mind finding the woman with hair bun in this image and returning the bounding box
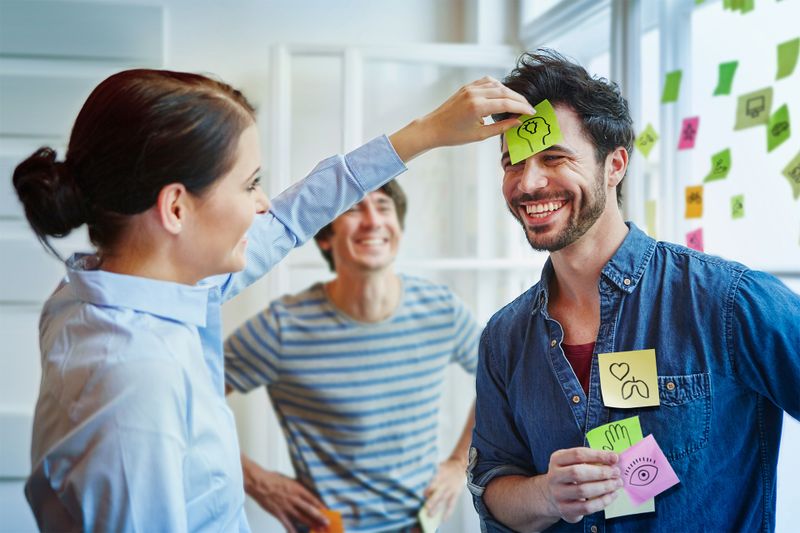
[13,69,532,532]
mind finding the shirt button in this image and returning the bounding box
[666,381,676,391]
[591,526,598,533]
[551,339,557,347]
[623,278,631,286]
[572,395,581,404]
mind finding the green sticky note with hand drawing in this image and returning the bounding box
[777,38,800,80]
[713,61,738,96]
[783,151,800,200]
[735,87,772,130]
[506,99,563,165]
[767,104,791,152]
[731,194,745,219]
[586,416,655,518]
[635,124,659,158]
[661,70,682,103]
[704,148,732,182]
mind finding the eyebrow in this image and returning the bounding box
[242,167,261,184]
[500,144,577,164]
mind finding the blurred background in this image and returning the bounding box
[1,0,798,531]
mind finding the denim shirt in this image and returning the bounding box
[468,223,800,533]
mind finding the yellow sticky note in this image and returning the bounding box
[418,503,444,533]
[310,509,344,533]
[598,349,660,408]
[645,199,657,238]
[506,99,563,165]
[635,124,659,159]
[685,185,703,219]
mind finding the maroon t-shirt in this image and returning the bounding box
[562,341,595,395]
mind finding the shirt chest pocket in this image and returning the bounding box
[633,373,711,461]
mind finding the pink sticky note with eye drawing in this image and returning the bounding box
[618,434,680,506]
[678,116,700,150]
[686,228,703,252]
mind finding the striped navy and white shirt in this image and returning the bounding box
[224,275,480,532]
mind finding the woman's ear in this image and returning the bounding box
[156,183,189,234]
[606,147,629,188]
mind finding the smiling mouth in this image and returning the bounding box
[523,200,567,219]
[356,238,387,246]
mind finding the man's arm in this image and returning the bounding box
[423,402,475,520]
[483,448,621,533]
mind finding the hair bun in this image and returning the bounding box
[13,147,87,243]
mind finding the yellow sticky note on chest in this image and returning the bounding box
[598,349,660,408]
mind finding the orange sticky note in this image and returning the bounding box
[685,185,703,219]
[310,509,344,533]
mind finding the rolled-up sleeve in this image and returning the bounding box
[469,326,536,531]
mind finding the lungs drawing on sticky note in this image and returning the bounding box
[626,457,659,487]
[622,377,651,400]
[517,116,552,152]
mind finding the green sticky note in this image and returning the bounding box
[713,61,738,96]
[782,151,800,199]
[635,124,659,158]
[586,416,644,452]
[723,0,732,9]
[506,99,563,165]
[731,194,745,219]
[704,148,732,182]
[741,0,754,14]
[734,87,773,130]
[661,70,682,103]
[777,38,800,80]
[767,104,791,152]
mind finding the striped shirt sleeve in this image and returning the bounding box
[224,303,284,393]
[449,291,481,375]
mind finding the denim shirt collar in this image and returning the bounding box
[65,253,209,327]
[530,222,657,314]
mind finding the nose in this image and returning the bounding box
[255,188,270,215]
[360,202,381,228]
[517,157,549,192]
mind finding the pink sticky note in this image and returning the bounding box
[678,116,700,150]
[618,434,680,506]
[686,228,703,252]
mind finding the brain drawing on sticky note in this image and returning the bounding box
[517,116,552,152]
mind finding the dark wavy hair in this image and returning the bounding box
[313,180,407,271]
[495,49,635,203]
[12,69,256,258]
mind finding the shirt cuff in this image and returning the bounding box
[344,135,406,192]
[467,448,535,532]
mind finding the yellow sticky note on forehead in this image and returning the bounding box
[506,99,563,165]
[598,349,660,408]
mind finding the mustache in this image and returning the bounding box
[510,191,574,209]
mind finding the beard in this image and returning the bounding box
[509,169,607,252]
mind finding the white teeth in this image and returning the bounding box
[525,201,564,215]
[360,239,383,245]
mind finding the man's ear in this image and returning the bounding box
[316,237,332,251]
[156,183,189,234]
[606,147,629,188]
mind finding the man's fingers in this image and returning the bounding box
[551,447,618,467]
[275,512,298,533]
[556,477,623,501]
[558,489,619,522]
[552,463,620,485]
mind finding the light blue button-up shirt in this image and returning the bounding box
[25,136,405,532]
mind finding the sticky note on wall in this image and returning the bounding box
[713,61,738,96]
[636,124,659,158]
[678,116,700,150]
[782,151,800,199]
[767,104,791,152]
[735,87,773,130]
[661,70,682,103]
[777,38,800,80]
[685,186,703,218]
[731,195,745,219]
[704,148,732,182]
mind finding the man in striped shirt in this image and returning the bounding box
[224,180,480,533]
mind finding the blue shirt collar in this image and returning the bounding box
[65,253,209,327]
[531,222,656,313]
